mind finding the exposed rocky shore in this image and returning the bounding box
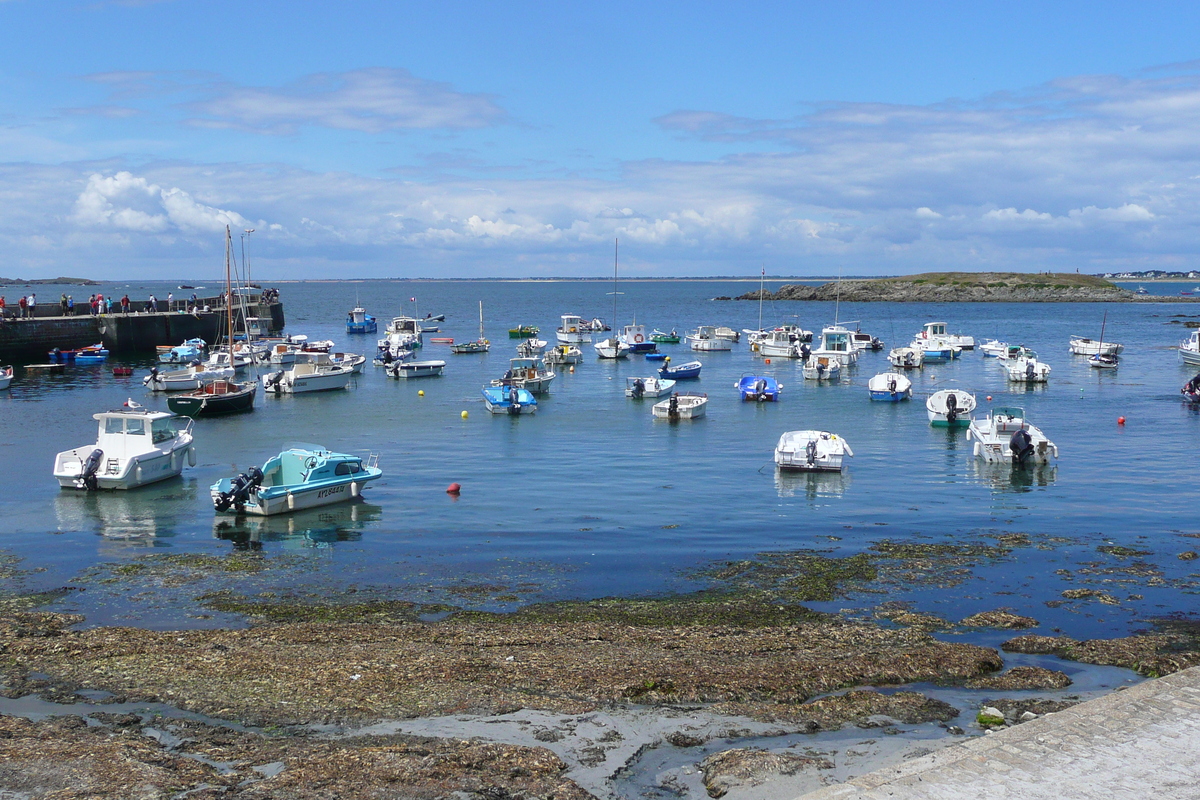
[735,271,1179,303]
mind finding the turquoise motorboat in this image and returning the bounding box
[211,445,382,516]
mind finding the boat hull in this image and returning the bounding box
[167,383,256,416]
[652,395,707,419]
[55,443,193,491]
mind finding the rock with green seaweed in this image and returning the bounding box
[1002,622,1200,677]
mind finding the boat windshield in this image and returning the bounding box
[151,418,176,443]
[126,418,146,436]
[104,418,124,434]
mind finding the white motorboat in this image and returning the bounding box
[1005,353,1051,383]
[143,364,235,392]
[652,392,708,419]
[262,356,354,394]
[557,314,593,345]
[967,407,1058,465]
[212,446,382,516]
[491,357,555,394]
[979,339,1008,358]
[867,372,912,401]
[812,325,858,365]
[204,351,254,372]
[516,338,548,357]
[388,360,445,379]
[912,336,958,362]
[0,365,12,390]
[268,342,301,365]
[543,344,583,365]
[595,336,631,359]
[851,329,884,351]
[619,323,657,353]
[757,329,804,358]
[888,346,924,369]
[996,344,1034,362]
[926,388,976,427]
[803,354,841,381]
[686,326,733,351]
[1069,335,1122,356]
[774,430,853,473]
[323,352,367,374]
[713,326,740,343]
[917,321,974,351]
[626,376,676,398]
[1181,331,1200,366]
[53,406,195,490]
[1090,353,1119,369]
[379,316,424,355]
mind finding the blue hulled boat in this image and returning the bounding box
[736,373,781,401]
[658,359,702,380]
[346,306,377,334]
[482,385,538,415]
[211,446,382,516]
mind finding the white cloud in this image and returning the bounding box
[74,171,255,234]
[915,207,943,219]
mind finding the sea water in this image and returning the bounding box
[1,278,1198,638]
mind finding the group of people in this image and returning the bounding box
[0,293,36,319]
[1,287,277,320]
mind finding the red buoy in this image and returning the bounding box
[446,482,461,494]
[764,358,771,364]
[1118,416,1126,425]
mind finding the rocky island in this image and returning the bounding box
[737,271,1166,303]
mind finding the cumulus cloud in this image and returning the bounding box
[73,171,254,234]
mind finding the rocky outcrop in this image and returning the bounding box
[736,272,1173,303]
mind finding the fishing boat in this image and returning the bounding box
[380,317,423,354]
[543,344,583,365]
[967,407,1058,465]
[652,392,707,419]
[387,359,445,379]
[812,325,858,365]
[851,330,884,351]
[713,326,740,343]
[0,365,12,390]
[346,306,377,334]
[53,405,195,490]
[916,321,974,351]
[1183,373,1200,402]
[1005,352,1052,383]
[1181,330,1200,366]
[144,363,235,392]
[516,338,548,357]
[509,324,539,339]
[912,336,957,362]
[658,359,702,380]
[268,341,302,365]
[211,446,382,516]
[451,301,490,354]
[319,352,367,374]
[774,430,853,472]
[619,323,656,353]
[650,329,680,344]
[491,356,555,394]
[262,355,354,394]
[736,373,782,401]
[803,354,841,381]
[867,371,912,401]
[482,385,537,415]
[686,326,733,351]
[169,227,257,417]
[157,338,206,364]
[888,346,924,369]
[556,314,592,345]
[926,388,976,427]
[626,376,676,398]
[758,329,805,358]
[978,339,1008,358]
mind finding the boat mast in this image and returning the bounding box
[1099,311,1108,349]
[758,264,764,332]
[478,300,484,342]
[612,238,619,335]
[225,226,234,364]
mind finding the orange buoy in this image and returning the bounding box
[764,358,771,364]
[447,482,461,494]
[986,395,992,401]
[1118,416,1126,425]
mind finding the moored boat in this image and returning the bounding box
[594,336,631,359]
[1089,353,1119,369]
[967,407,1058,465]
[686,326,733,351]
[652,392,707,420]
[482,385,538,415]
[926,388,976,426]
[157,338,207,364]
[658,359,702,380]
[888,346,924,369]
[917,321,974,351]
[144,363,235,392]
[774,430,853,472]
[53,406,195,490]
[619,323,657,353]
[387,360,445,379]
[1181,331,1200,366]
[211,446,381,516]
[1069,335,1122,356]
[803,354,841,381]
[262,356,354,394]
[0,365,12,390]
[1183,373,1200,402]
[543,344,583,365]
[509,324,539,339]
[346,306,377,334]
[1005,352,1051,383]
[735,373,782,401]
[451,301,491,354]
[168,379,257,416]
[757,329,804,359]
[867,371,912,401]
[516,338,548,357]
[491,357,555,394]
[978,339,1008,358]
[650,329,680,344]
[626,376,676,398]
[556,315,592,345]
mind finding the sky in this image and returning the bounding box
[3,1,1200,279]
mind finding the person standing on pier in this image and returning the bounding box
[121,294,129,314]
[87,294,95,315]
[96,293,104,315]
[166,292,173,311]
[60,294,67,316]
[27,293,35,317]
[0,296,5,319]
[67,296,74,316]
[18,296,27,319]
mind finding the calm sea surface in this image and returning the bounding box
[2,278,1199,637]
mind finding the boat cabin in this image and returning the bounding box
[819,326,851,353]
[559,315,584,333]
[259,448,368,489]
[921,322,948,338]
[387,317,421,335]
[94,410,186,458]
[985,407,1028,433]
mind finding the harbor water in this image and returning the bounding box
[1,279,1198,640]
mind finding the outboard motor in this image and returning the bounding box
[667,393,680,420]
[1009,428,1035,466]
[1025,361,1036,381]
[508,386,521,415]
[800,344,811,360]
[754,378,767,400]
[265,370,286,393]
[213,466,264,512]
[631,378,645,398]
[143,366,159,388]
[805,438,818,467]
[887,376,897,393]
[945,391,959,424]
[77,448,104,491]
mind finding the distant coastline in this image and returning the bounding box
[0,276,101,286]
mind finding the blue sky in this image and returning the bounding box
[3,1,1200,279]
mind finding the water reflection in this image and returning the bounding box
[969,460,1058,493]
[775,469,851,499]
[53,481,196,540]
[212,502,382,551]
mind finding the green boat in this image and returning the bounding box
[650,329,680,344]
[509,325,539,338]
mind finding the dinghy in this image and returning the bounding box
[658,359,702,380]
[652,392,707,419]
[867,371,912,401]
[626,376,676,398]
[803,354,841,381]
[926,388,976,427]
[482,385,537,415]
[967,407,1058,465]
[736,374,782,401]
[774,430,853,472]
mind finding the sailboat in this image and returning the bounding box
[744,266,770,348]
[1088,312,1119,369]
[595,239,631,359]
[168,227,257,416]
[451,301,490,354]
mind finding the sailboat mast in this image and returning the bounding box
[613,238,619,331]
[225,226,234,361]
[478,300,484,341]
[758,264,764,332]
